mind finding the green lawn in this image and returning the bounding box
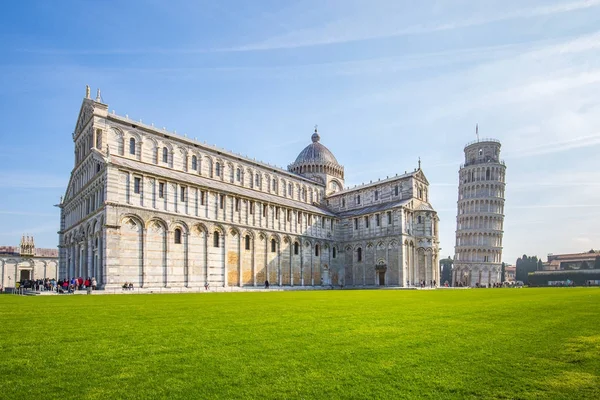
[1,289,599,399]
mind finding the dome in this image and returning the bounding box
[293,129,340,166]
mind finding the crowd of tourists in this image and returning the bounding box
[14,277,97,293]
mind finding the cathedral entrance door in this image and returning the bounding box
[19,270,31,281]
[378,270,385,286]
[375,262,387,286]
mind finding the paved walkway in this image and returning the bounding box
[10,285,470,296]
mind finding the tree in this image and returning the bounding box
[515,255,541,284]
[439,257,453,285]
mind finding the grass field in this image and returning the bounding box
[1,289,599,399]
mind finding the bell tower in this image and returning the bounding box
[453,131,507,287]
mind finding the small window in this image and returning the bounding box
[236,168,241,181]
[134,177,141,194]
[287,210,291,222]
[162,147,168,163]
[395,185,399,196]
[357,195,361,205]
[129,138,136,155]
[200,191,205,205]
[294,242,299,255]
[365,216,369,228]
[235,198,240,212]
[263,204,267,218]
[249,202,254,215]
[180,187,186,202]
[245,235,251,250]
[288,183,292,196]
[174,228,182,244]
[354,218,358,230]
[213,232,220,248]
[376,214,380,227]
[298,212,302,225]
[342,198,346,207]
[308,215,312,225]
[255,174,260,187]
[272,179,277,192]
[215,163,221,177]
[387,211,392,224]
[96,164,101,173]
[271,239,276,253]
[332,247,337,258]
[219,195,224,209]
[191,155,197,170]
[315,245,319,257]
[357,247,362,262]
[418,216,422,223]
[321,218,325,228]
[158,182,164,198]
[275,207,279,219]
[374,190,378,200]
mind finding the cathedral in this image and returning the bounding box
[58,87,440,289]
[1,235,58,289]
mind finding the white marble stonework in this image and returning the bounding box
[58,88,440,289]
[453,138,507,287]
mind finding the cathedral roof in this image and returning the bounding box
[292,129,340,166]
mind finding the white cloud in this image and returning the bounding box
[233,0,600,51]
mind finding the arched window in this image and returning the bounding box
[486,168,490,180]
[174,228,182,244]
[213,232,220,248]
[236,168,241,181]
[245,235,251,250]
[215,163,221,177]
[332,247,337,258]
[288,183,292,196]
[418,216,422,224]
[129,138,136,155]
[357,247,362,262]
[271,239,276,253]
[294,242,299,255]
[191,155,197,170]
[272,179,277,192]
[315,245,319,257]
[162,147,168,163]
[255,174,260,188]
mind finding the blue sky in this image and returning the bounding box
[1,0,599,264]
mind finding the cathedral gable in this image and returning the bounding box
[73,101,95,139]
[414,170,430,185]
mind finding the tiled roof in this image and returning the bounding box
[35,248,59,257]
[327,171,416,197]
[110,156,336,217]
[335,199,410,218]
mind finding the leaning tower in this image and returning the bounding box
[453,134,506,287]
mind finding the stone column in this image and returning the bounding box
[290,243,294,287]
[87,236,93,278]
[223,231,228,288]
[164,230,170,287]
[142,228,147,288]
[204,231,209,285]
[237,234,242,287]
[278,246,282,286]
[184,231,189,287]
[300,243,304,286]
